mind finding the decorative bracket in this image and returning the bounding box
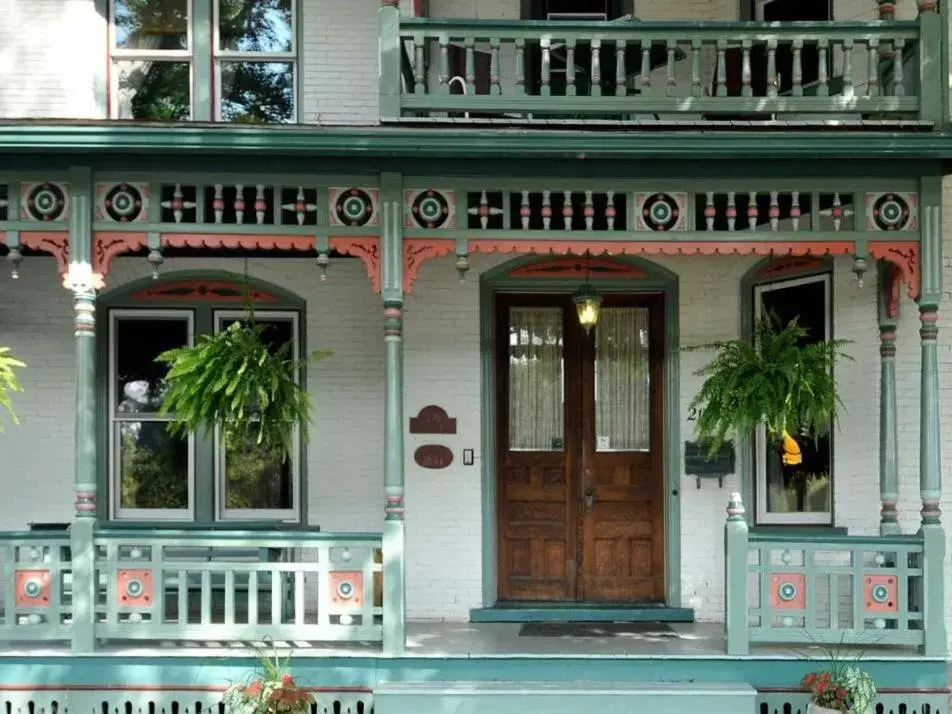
[403,238,454,293]
[330,236,381,293]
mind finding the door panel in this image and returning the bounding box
[496,293,665,604]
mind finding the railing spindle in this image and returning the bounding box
[490,38,501,94]
[200,570,211,625]
[741,40,752,97]
[566,39,577,96]
[842,38,854,97]
[591,39,602,96]
[465,38,476,95]
[665,39,677,96]
[817,38,829,96]
[893,38,906,96]
[413,34,425,93]
[438,35,449,94]
[716,40,727,96]
[514,38,526,95]
[867,38,880,96]
[792,39,803,96]
[691,39,702,97]
[562,190,573,231]
[615,40,626,96]
[224,570,235,625]
[540,37,551,96]
[294,571,305,626]
[766,39,778,98]
[640,43,652,91]
[271,570,282,624]
[248,571,258,625]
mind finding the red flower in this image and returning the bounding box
[836,687,848,700]
[282,673,295,686]
[246,680,263,698]
[816,680,828,694]
[802,673,816,686]
[819,671,831,682]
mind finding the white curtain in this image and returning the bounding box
[508,307,564,451]
[117,35,163,118]
[595,307,650,451]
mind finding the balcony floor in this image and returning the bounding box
[0,620,929,660]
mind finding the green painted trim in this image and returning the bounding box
[737,256,835,526]
[95,269,308,526]
[1,124,952,160]
[469,605,695,623]
[191,0,212,122]
[748,526,848,536]
[478,255,682,609]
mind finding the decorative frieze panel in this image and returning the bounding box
[96,182,150,223]
[21,182,69,222]
[153,183,323,226]
[330,187,379,227]
[406,189,456,229]
[866,191,918,232]
[466,190,627,231]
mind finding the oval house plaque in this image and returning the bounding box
[414,445,454,470]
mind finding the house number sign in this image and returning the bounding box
[410,405,457,469]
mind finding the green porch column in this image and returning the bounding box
[380,172,406,654]
[917,0,942,123]
[877,263,900,536]
[63,167,98,653]
[724,493,749,655]
[917,183,946,656]
[379,0,402,120]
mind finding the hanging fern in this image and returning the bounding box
[156,321,331,460]
[0,346,25,430]
[687,316,852,458]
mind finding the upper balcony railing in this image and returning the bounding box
[379,12,943,124]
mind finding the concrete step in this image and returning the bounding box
[373,680,758,714]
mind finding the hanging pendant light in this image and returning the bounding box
[572,253,601,333]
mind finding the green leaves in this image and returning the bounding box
[0,346,25,430]
[687,316,852,457]
[155,322,330,460]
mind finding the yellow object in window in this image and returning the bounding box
[782,429,802,466]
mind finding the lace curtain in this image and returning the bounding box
[508,307,564,451]
[595,307,650,451]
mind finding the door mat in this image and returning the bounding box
[518,621,677,638]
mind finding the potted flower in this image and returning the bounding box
[156,311,330,461]
[687,314,851,461]
[801,662,876,713]
[0,346,25,430]
[223,647,316,714]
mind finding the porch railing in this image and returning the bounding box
[0,529,383,648]
[381,17,936,122]
[723,494,942,655]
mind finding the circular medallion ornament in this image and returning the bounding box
[412,190,450,229]
[872,193,910,231]
[641,193,680,231]
[124,578,144,600]
[27,183,66,221]
[336,579,355,600]
[870,583,890,604]
[105,183,143,222]
[22,577,43,600]
[336,188,374,226]
[777,581,798,602]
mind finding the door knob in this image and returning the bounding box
[584,487,595,509]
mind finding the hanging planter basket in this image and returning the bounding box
[156,320,330,460]
[686,315,852,458]
[0,346,25,430]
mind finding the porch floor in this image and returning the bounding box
[0,620,928,659]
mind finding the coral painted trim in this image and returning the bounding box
[94,231,149,280]
[754,256,826,281]
[404,238,454,293]
[161,233,315,251]
[131,279,279,303]
[330,236,381,293]
[19,231,70,278]
[869,241,919,301]
[510,256,647,278]
[882,261,902,319]
[467,239,859,257]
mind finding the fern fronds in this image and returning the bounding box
[0,347,26,430]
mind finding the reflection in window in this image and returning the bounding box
[595,307,650,452]
[218,0,293,53]
[215,314,297,516]
[113,0,189,50]
[508,307,564,451]
[219,62,294,124]
[755,275,832,525]
[115,60,191,121]
[111,313,192,514]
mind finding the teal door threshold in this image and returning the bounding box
[470,603,695,623]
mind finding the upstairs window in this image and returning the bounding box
[109,0,297,123]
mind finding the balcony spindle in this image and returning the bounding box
[413,34,425,94]
[640,44,651,90]
[438,35,449,94]
[817,39,829,96]
[515,38,526,95]
[726,191,737,231]
[893,38,906,96]
[867,38,880,96]
[520,190,530,229]
[792,39,803,96]
[591,39,602,96]
[490,38,501,94]
[464,38,476,95]
[542,190,552,230]
[705,191,716,230]
[769,191,780,231]
[842,38,854,97]
[747,192,759,230]
[665,39,677,96]
[741,40,752,97]
[691,39,702,97]
[540,38,551,97]
[791,191,801,231]
[716,40,727,96]
[766,39,778,98]
[566,40,577,96]
[605,191,616,230]
[615,40,626,96]
[562,191,573,231]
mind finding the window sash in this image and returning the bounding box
[108,0,194,53]
[212,310,301,522]
[109,59,195,121]
[753,273,833,526]
[212,0,297,57]
[109,309,196,521]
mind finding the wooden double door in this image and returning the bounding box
[495,293,666,603]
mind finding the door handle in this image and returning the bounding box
[584,487,595,510]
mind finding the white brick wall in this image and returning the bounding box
[0,0,104,119]
[0,239,943,634]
